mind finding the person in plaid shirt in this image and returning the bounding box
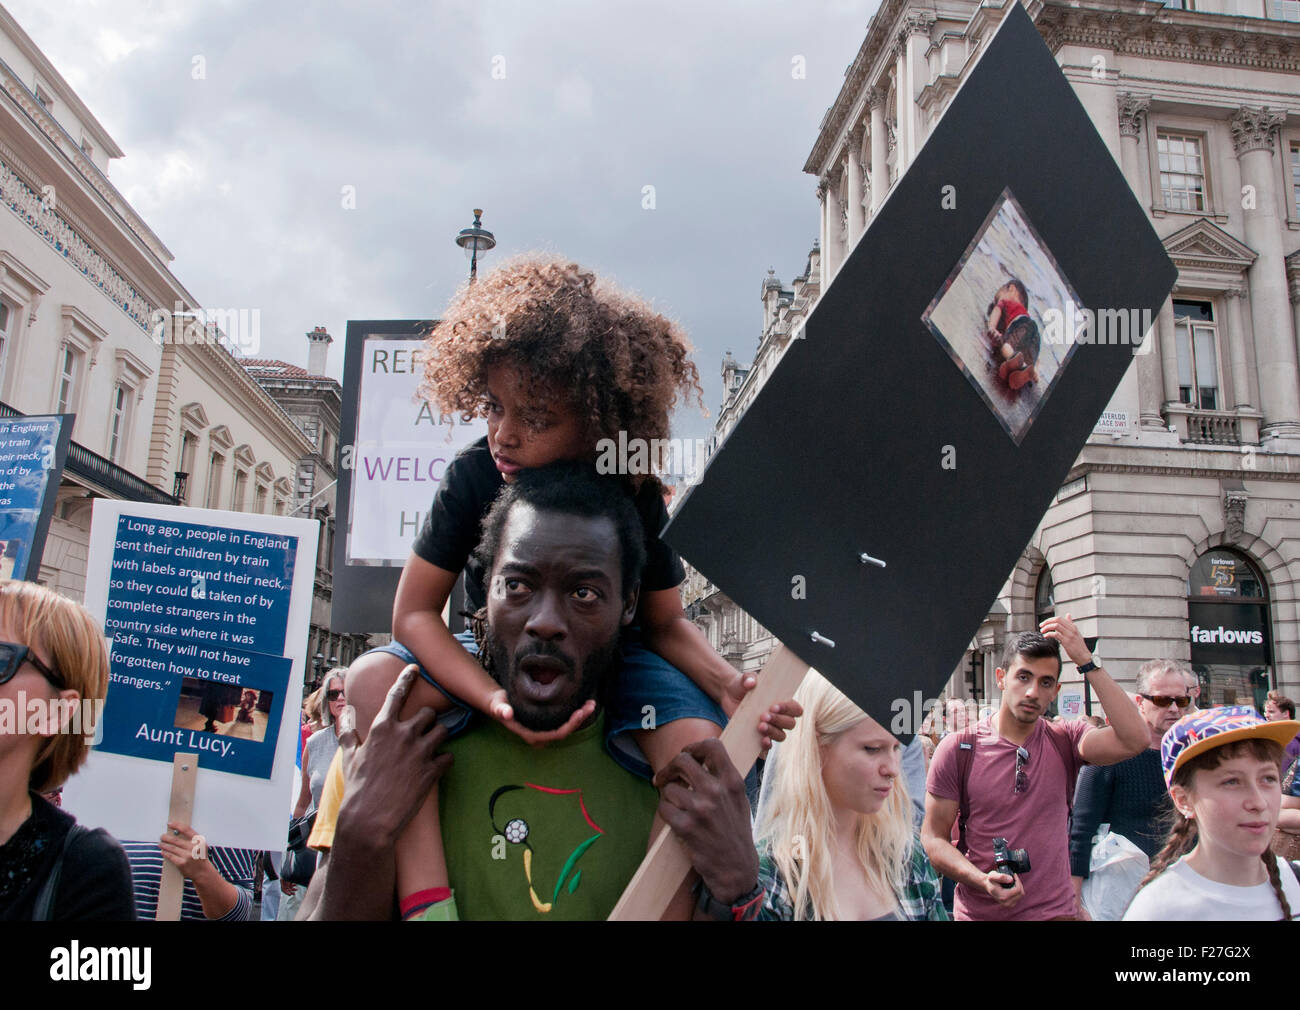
[753,670,948,921]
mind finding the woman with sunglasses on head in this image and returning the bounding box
[0,581,134,920]
[1068,659,1190,918]
[1123,705,1300,920]
[277,667,346,920]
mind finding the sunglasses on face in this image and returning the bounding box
[0,641,65,690]
[1138,694,1191,709]
[325,689,344,702]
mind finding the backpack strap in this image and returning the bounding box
[32,823,89,922]
[1042,720,1081,816]
[955,729,978,856]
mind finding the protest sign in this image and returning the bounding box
[332,320,485,631]
[614,3,1178,917]
[63,499,318,850]
[0,413,71,580]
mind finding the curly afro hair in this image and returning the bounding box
[420,254,706,482]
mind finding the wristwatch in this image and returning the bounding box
[695,879,765,921]
[1077,659,1099,675]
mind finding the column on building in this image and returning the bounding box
[817,176,829,291]
[900,14,934,165]
[846,123,866,244]
[1232,107,1300,439]
[1118,93,1165,431]
[824,168,843,282]
[893,42,908,170]
[869,87,888,215]
[1156,298,1180,418]
[1224,287,1253,412]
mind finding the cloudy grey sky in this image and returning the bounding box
[9,0,877,444]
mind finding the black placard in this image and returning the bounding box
[663,5,1178,727]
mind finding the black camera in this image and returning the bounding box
[992,837,1030,887]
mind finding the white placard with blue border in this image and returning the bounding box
[64,499,318,851]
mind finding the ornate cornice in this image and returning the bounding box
[1035,3,1300,74]
[1230,106,1286,156]
[803,0,910,173]
[1068,459,1300,482]
[1117,92,1150,139]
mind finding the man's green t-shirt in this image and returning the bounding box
[439,715,659,920]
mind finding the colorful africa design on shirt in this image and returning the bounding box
[489,783,606,914]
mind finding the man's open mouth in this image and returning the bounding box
[515,655,573,703]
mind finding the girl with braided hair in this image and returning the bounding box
[1124,706,1300,920]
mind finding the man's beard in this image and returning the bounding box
[481,624,622,732]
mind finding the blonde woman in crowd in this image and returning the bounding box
[753,670,947,920]
[0,581,133,920]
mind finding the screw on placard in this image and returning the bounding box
[859,553,887,568]
[809,631,836,648]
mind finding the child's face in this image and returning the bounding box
[484,364,590,482]
[1173,752,1281,864]
[998,282,1019,302]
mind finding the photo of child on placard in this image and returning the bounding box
[173,678,273,743]
[922,187,1083,444]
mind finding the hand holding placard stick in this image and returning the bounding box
[155,752,198,921]
[609,646,809,920]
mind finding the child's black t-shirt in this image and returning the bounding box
[411,437,685,612]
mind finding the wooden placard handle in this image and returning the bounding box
[608,645,810,920]
[155,752,198,921]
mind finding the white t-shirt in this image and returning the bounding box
[1123,855,1300,921]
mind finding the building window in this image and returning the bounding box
[54,345,80,414]
[0,300,12,394]
[107,384,129,463]
[254,484,268,514]
[1290,142,1300,218]
[206,453,226,509]
[1173,301,1220,410]
[1035,566,1055,625]
[177,432,198,504]
[231,469,248,511]
[1270,0,1300,21]
[1157,132,1206,211]
[1186,547,1271,709]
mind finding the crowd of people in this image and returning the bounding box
[1,255,1298,922]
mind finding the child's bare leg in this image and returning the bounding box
[344,652,454,914]
[634,717,725,920]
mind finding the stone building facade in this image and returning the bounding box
[0,7,315,605]
[688,0,1300,713]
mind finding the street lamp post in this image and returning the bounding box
[455,208,496,283]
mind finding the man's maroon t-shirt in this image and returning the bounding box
[927,716,1089,921]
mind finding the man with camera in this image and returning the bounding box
[921,618,1148,920]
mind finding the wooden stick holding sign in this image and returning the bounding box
[155,752,198,921]
[609,646,809,920]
